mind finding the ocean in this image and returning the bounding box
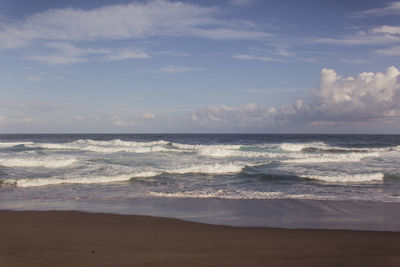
[1,134,400,230]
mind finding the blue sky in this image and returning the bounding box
[1,0,400,133]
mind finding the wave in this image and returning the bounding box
[302,172,384,183]
[0,142,34,148]
[166,162,246,174]
[28,139,179,154]
[1,139,397,161]
[148,190,333,200]
[280,143,320,152]
[148,190,283,199]
[283,152,379,164]
[0,157,78,168]
[6,162,249,187]
[279,142,373,153]
[12,171,159,187]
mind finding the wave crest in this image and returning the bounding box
[303,172,384,183]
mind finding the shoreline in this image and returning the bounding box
[1,210,400,266]
[2,198,400,231]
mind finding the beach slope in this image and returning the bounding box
[1,210,400,266]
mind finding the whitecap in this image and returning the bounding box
[0,157,78,168]
[302,172,384,183]
[283,152,379,163]
[13,171,160,187]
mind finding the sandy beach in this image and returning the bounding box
[1,210,400,266]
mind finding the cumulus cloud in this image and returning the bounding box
[192,66,400,129]
[287,66,400,123]
[0,0,268,50]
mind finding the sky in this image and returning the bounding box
[0,0,400,133]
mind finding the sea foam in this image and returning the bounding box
[303,172,384,183]
[283,152,379,163]
[14,171,159,187]
[0,157,78,168]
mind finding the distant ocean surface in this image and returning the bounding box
[1,134,400,203]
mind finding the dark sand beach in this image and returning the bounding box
[1,210,400,266]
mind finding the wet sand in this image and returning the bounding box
[1,210,400,266]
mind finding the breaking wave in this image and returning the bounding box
[0,139,397,158]
[148,190,333,200]
[148,190,283,199]
[283,152,379,163]
[12,171,159,187]
[166,162,246,174]
[303,172,384,183]
[4,162,250,187]
[0,157,78,168]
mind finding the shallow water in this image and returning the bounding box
[1,198,399,231]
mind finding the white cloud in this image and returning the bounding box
[142,112,156,119]
[0,0,268,50]
[314,34,400,46]
[189,28,268,40]
[352,1,400,17]
[159,65,194,73]
[279,66,400,123]
[2,102,87,112]
[372,25,400,35]
[230,0,257,6]
[232,54,285,62]
[156,50,190,57]
[29,54,86,65]
[192,66,400,128]
[28,42,149,65]
[113,119,137,127]
[375,45,400,56]
[192,103,276,126]
[242,87,306,94]
[312,23,400,48]
[101,49,149,61]
[3,113,47,124]
[338,57,370,65]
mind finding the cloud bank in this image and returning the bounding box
[193,66,400,130]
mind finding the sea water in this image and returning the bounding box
[2,134,400,230]
[1,134,400,202]
[1,134,400,201]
